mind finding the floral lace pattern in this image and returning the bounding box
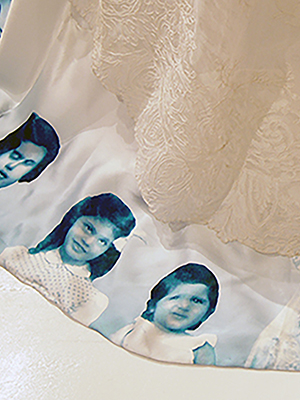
[69,0,300,256]
[245,288,300,370]
[209,67,300,257]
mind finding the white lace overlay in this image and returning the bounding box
[69,0,300,256]
[209,67,300,256]
[245,289,300,370]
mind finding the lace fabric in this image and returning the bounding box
[209,71,300,256]
[69,0,300,256]
[245,288,300,370]
[0,1,300,370]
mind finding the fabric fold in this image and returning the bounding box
[68,0,300,256]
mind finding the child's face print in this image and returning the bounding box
[153,283,210,333]
[60,216,117,266]
[0,141,46,188]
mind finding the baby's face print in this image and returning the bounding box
[0,141,46,188]
[60,216,117,266]
[153,283,210,333]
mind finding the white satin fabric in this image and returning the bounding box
[2,0,300,256]
[0,0,299,370]
[111,316,217,364]
[0,0,68,109]
[245,289,300,370]
[0,246,109,325]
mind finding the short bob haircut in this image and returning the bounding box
[142,263,219,330]
[0,112,60,182]
[30,193,136,280]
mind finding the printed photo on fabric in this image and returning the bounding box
[0,0,300,372]
[0,0,11,38]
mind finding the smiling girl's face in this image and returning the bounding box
[59,216,117,266]
[152,283,210,333]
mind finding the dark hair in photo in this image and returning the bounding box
[142,263,219,330]
[0,112,60,182]
[29,193,136,280]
